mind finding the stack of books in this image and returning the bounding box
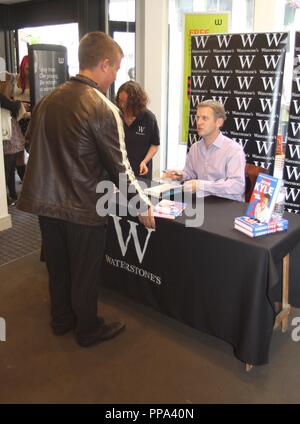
[153,199,186,220]
[234,173,288,237]
[234,216,288,237]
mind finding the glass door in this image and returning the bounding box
[109,21,135,100]
[108,0,136,100]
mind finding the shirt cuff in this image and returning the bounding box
[196,180,206,197]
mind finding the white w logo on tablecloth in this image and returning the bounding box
[111,216,154,264]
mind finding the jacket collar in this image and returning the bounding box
[71,74,104,93]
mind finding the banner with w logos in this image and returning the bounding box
[283,32,300,214]
[188,32,288,172]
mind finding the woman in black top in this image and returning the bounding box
[116,81,160,179]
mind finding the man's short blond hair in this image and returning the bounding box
[79,31,124,70]
[197,99,226,121]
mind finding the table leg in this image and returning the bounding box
[274,254,291,332]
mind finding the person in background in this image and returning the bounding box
[116,81,160,179]
[163,100,245,202]
[0,73,26,205]
[15,55,30,102]
[17,32,155,348]
[14,55,31,181]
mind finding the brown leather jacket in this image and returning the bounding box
[17,75,150,225]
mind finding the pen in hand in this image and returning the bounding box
[163,170,183,177]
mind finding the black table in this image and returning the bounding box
[101,196,300,366]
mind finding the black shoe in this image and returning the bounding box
[7,196,17,206]
[77,321,125,347]
[52,321,75,336]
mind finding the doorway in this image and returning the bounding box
[17,23,79,77]
[108,0,136,100]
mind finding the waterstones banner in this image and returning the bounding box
[283,32,300,214]
[181,13,229,143]
[188,32,288,172]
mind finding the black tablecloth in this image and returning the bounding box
[101,196,300,365]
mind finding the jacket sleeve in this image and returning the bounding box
[0,94,21,118]
[94,101,151,211]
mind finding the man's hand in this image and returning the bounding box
[23,102,31,111]
[183,179,199,193]
[162,169,183,180]
[139,161,148,176]
[138,205,156,229]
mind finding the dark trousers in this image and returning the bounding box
[38,216,107,337]
[4,153,17,199]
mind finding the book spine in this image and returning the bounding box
[234,224,255,237]
[234,218,287,232]
[235,223,288,237]
[251,226,288,236]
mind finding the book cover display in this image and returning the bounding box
[245,174,282,223]
[234,173,288,237]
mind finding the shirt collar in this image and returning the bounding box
[200,132,223,149]
[121,110,146,125]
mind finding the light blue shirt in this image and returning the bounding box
[182,133,246,202]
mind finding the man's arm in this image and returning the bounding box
[162,145,198,181]
[182,144,199,181]
[0,94,21,118]
[94,101,155,229]
[139,145,159,176]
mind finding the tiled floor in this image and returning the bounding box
[0,206,41,266]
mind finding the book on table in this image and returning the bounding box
[234,216,288,237]
[153,199,186,219]
[144,182,183,199]
[245,173,282,223]
[234,173,288,237]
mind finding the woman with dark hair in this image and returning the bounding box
[116,81,160,178]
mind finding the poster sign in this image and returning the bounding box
[28,44,68,106]
[188,32,288,173]
[181,13,229,144]
[283,32,300,214]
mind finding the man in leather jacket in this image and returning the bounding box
[17,32,155,347]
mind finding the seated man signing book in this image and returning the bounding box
[164,100,246,201]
